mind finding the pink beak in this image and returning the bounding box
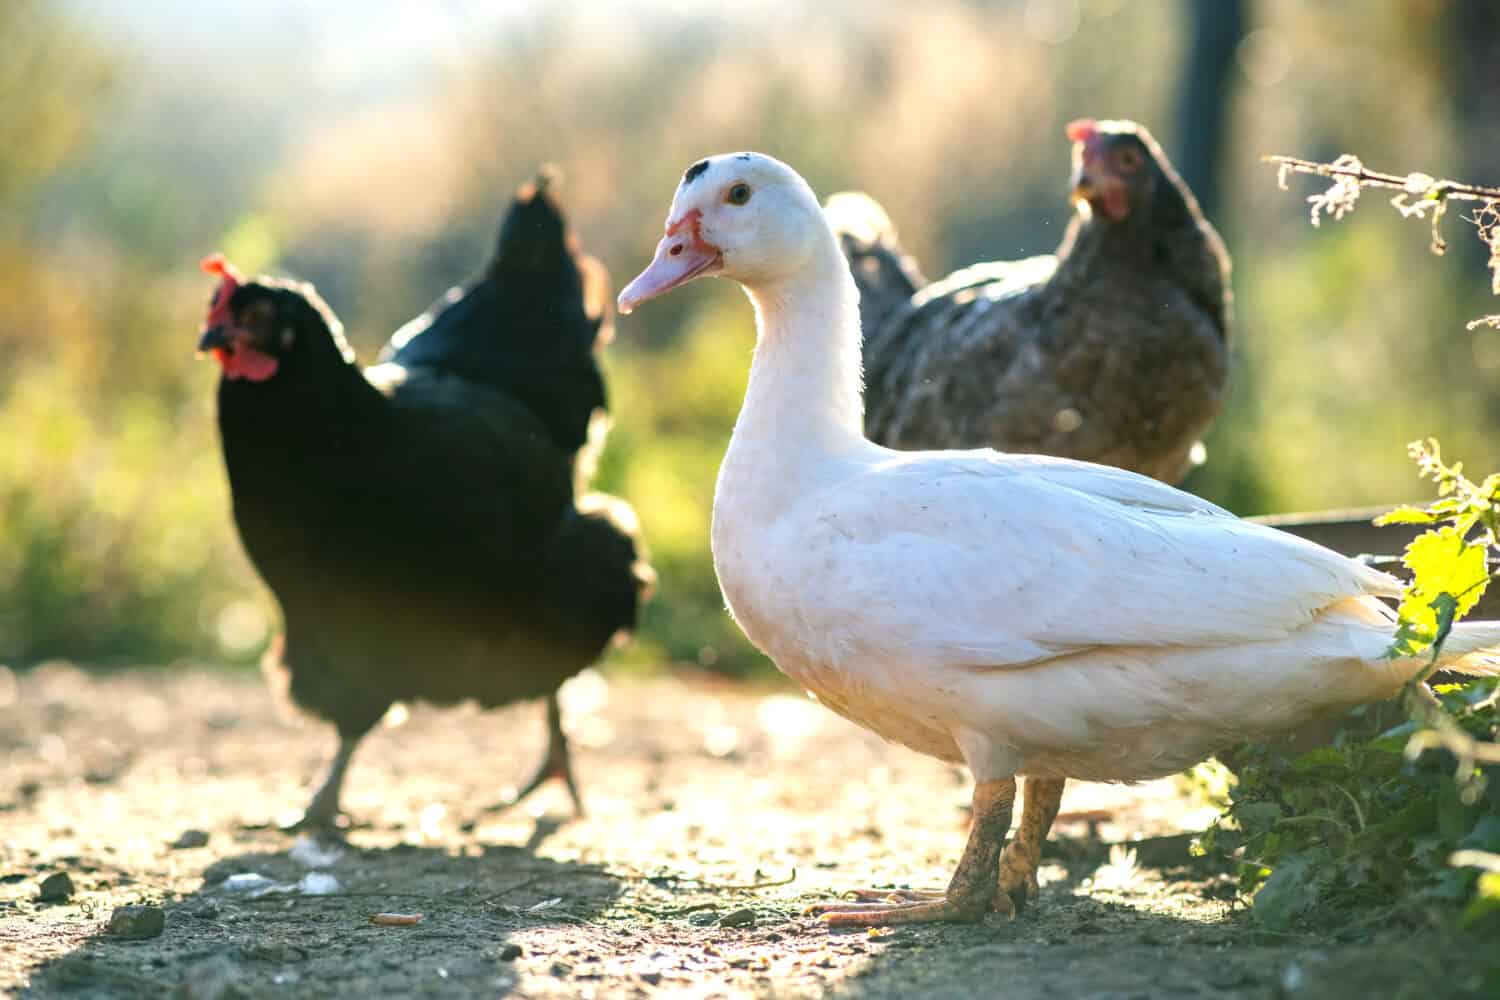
[617,209,723,315]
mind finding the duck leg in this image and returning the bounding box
[806,777,1017,926]
[284,732,361,834]
[996,776,1064,915]
[485,694,584,816]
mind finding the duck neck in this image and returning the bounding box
[734,230,868,461]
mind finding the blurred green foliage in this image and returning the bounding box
[3,0,1499,673]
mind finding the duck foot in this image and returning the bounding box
[808,894,996,926]
[996,776,1065,914]
[807,777,1017,927]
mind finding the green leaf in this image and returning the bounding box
[1438,781,1481,841]
[1291,746,1349,773]
[1388,527,1491,657]
[1251,856,1319,929]
[1374,505,1438,526]
[1234,800,1283,832]
[1458,871,1500,928]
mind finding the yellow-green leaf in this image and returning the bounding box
[1391,527,1490,656]
[1374,506,1438,526]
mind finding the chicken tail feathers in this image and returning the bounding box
[1431,621,1500,677]
[544,494,655,650]
[378,166,609,454]
[824,191,926,342]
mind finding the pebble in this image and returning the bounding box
[170,829,210,850]
[243,940,309,963]
[107,904,165,939]
[498,944,524,962]
[718,907,756,928]
[37,871,74,902]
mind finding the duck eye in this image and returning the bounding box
[727,182,752,205]
[1114,147,1143,173]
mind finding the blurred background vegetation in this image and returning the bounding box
[3,0,1499,675]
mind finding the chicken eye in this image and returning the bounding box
[1114,147,1143,173]
[727,182,752,206]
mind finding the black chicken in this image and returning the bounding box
[198,177,651,832]
[828,117,1233,484]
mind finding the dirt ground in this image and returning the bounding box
[0,661,1451,999]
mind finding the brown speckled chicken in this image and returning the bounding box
[824,119,1232,915]
[828,118,1233,485]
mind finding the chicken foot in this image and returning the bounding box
[805,777,1017,926]
[484,694,583,816]
[284,733,361,835]
[996,776,1064,915]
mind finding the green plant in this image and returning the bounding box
[1200,442,1500,932]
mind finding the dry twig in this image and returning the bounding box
[1266,153,1500,328]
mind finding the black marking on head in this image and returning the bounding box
[683,160,710,186]
[735,153,752,162]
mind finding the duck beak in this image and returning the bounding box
[618,211,723,315]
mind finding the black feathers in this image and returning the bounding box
[378,172,612,453]
[683,159,711,186]
[208,172,649,829]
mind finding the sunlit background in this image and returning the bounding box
[4,0,1498,674]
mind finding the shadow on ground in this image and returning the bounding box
[22,827,619,999]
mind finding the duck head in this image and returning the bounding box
[618,152,826,313]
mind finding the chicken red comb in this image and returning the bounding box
[201,253,243,330]
[201,253,244,283]
[1066,118,1099,144]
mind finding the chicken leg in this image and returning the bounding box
[806,777,1017,926]
[484,694,583,816]
[996,776,1064,915]
[284,733,360,834]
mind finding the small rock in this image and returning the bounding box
[243,940,308,963]
[37,871,74,902]
[181,899,221,920]
[718,907,756,928]
[107,904,165,939]
[170,829,210,850]
[297,872,340,895]
[689,910,719,926]
[498,944,523,962]
[639,971,662,986]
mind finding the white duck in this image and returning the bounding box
[618,152,1500,927]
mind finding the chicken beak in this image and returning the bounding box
[198,325,231,353]
[1069,151,1130,222]
[617,217,723,315]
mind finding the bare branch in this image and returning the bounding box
[1265,154,1500,204]
[1267,152,1500,319]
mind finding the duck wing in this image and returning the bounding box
[793,451,1401,671]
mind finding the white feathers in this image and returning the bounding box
[649,152,1500,786]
